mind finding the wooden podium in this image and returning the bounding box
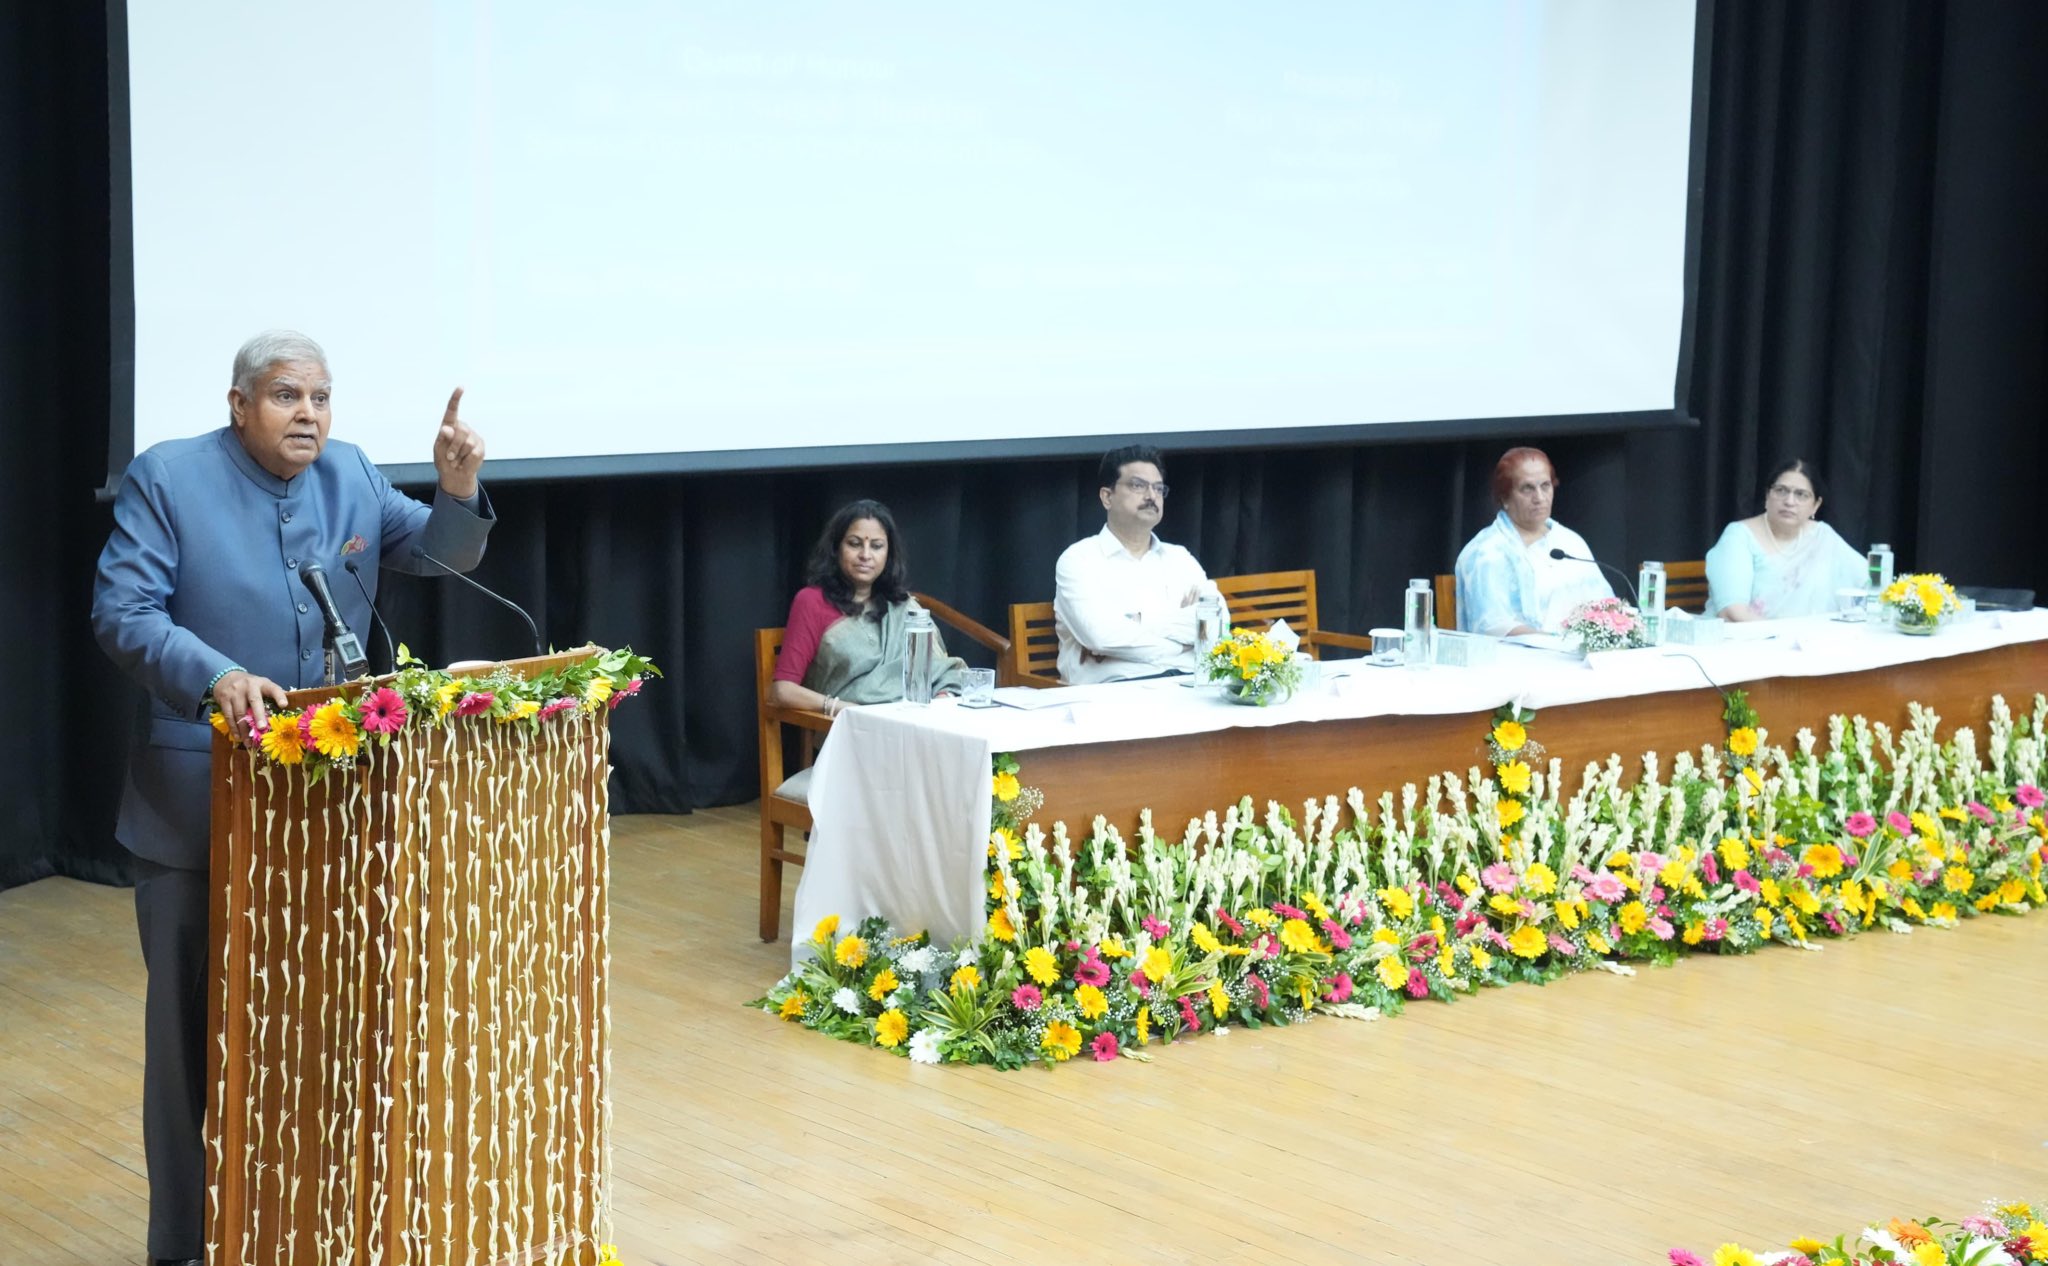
[205,652,614,1266]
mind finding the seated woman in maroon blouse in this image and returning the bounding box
[770,499,967,716]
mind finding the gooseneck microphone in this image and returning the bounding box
[1548,546,1640,607]
[299,563,371,681]
[413,547,544,657]
[343,558,398,673]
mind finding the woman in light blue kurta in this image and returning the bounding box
[1455,447,1613,636]
[1705,458,1866,620]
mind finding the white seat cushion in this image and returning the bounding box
[772,765,812,806]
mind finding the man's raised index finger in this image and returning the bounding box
[442,386,465,428]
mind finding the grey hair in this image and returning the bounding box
[230,329,329,396]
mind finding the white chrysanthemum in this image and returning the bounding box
[900,946,935,974]
[955,945,978,966]
[907,1029,941,1065]
[833,987,861,1015]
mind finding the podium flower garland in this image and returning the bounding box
[760,693,2048,1068]
[210,644,660,777]
[1670,1197,2047,1265]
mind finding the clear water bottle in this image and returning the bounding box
[1194,591,1227,673]
[1403,579,1434,667]
[1865,543,1894,622]
[902,601,937,704]
[1637,560,1667,645]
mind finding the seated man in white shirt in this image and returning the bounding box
[1054,444,1223,684]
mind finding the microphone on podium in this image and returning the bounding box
[412,546,545,658]
[342,558,398,673]
[299,563,371,681]
[1547,546,1639,607]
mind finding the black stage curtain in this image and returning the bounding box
[6,1,2045,890]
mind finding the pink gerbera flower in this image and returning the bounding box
[1090,1032,1119,1062]
[1887,810,1914,835]
[358,687,409,735]
[1547,933,1578,957]
[1636,851,1666,876]
[606,677,643,710]
[1646,916,1674,941]
[1404,968,1429,999]
[1176,995,1201,1031]
[1072,954,1110,988]
[1586,872,1625,902]
[1140,915,1170,940]
[1700,853,1721,885]
[1668,1251,1706,1266]
[1733,870,1761,895]
[455,691,495,717]
[1212,907,1246,938]
[538,697,578,721]
[1842,811,1877,839]
[2017,783,2046,809]
[1271,902,1307,921]
[1246,974,1270,1010]
[297,711,316,746]
[1703,917,1728,942]
[1324,973,1354,1003]
[1010,984,1042,1011]
[1967,800,1994,824]
[1480,862,1517,894]
[1322,919,1352,951]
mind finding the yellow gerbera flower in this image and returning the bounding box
[259,714,306,765]
[1140,946,1172,983]
[508,698,540,721]
[1618,901,1649,935]
[1135,1006,1152,1046]
[1726,727,1758,757]
[584,676,615,707]
[778,991,808,1020]
[1507,925,1547,959]
[1552,900,1580,930]
[1279,919,1317,954]
[1495,759,1533,795]
[435,680,464,717]
[991,771,1020,802]
[874,1008,908,1048]
[1206,980,1229,1018]
[1023,945,1060,986]
[1470,945,1492,971]
[1191,923,1223,954]
[1718,837,1751,872]
[987,907,1017,942]
[209,709,231,736]
[1943,867,1975,893]
[1487,894,1522,917]
[1523,862,1557,895]
[1712,1245,1759,1266]
[1041,1021,1082,1061]
[1076,984,1108,1020]
[1497,799,1526,829]
[1374,954,1408,990]
[1098,936,1130,959]
[308,701,360,759]
[1377,886,1415,920]
[949,964,980,993]
[811,914,839,943]
[867,968,899,1001]
[1802,843,1844,878]
[1492,719,1527,751]
[834,936,869,969]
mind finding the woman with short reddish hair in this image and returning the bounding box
[1454,446,1613,636]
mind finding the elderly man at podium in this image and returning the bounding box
[90,330,495,1266]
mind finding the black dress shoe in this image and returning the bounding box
[152,1257,203,1266]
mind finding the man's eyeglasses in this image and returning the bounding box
[1767,484,1815,504]
[1121,478,1169,498]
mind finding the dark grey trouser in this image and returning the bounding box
[133,854,209,1261]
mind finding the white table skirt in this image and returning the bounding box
[791,610,2048,960]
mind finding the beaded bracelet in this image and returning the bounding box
[203,665,246,703]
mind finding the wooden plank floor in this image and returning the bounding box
[4,807,2045,1265]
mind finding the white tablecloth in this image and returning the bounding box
[790,610,2048,958]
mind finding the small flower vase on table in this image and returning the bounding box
[1882,573,1957,637]
[1203,628,1304,707]
[1559,597,1650,654]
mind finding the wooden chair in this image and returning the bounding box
[1003,569,1370,687]
[756,594,1009,941]
[1005,601,1061,688]
[1661,559,1709,614]
[1434,573,1458,631]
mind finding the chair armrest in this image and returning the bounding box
[763,703,836,735]
[1303,629,1375,653]
[912,591,1012,656]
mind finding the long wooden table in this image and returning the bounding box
[1026,638,2048,835]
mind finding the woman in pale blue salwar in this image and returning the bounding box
[1705,458,1866,621]
[1455,447,1613,636]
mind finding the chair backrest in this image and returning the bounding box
[1433,574,1457,630]
[1005,601,1062,688]
[754,627,788,795]
[1216,570,1319,636]
[1661,559,1709,614]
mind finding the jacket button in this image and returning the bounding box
[302,649,313,661]
[287,558,298,569]
[282,511,293,523]
[298,603,309,614]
